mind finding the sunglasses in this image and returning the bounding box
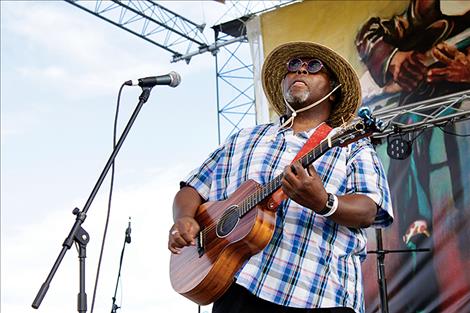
[286,58,324,74]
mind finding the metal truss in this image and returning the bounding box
[214,0,298,25]
[172,0,299,63]
[64,0,209,59]
[214,32,255,143]
[369,89,470,140]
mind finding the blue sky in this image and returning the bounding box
[1,1,255,312]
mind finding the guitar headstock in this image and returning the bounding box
[332,107,384,147]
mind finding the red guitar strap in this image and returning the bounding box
[266,122,333,210]
[291,122,333,163]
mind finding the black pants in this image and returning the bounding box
[212,283,355,313]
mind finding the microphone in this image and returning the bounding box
[125,71,181,88]
[125,218,131,244]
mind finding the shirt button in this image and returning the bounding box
[287,148,293,153]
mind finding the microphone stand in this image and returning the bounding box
[368,228,430,313]
[32,87,153,312]
[111,219,132,313]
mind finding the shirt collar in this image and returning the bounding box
[276,116,327,139]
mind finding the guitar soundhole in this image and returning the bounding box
[216,205,240,238]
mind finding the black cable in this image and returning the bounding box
[439,124,470,137]
[409,128,426,143]
[90,82,125,313]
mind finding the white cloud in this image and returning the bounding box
[1,1,218,143]
[17,66,67,80]
[2,2,216,93]
[5,3,135,68]
[2,163,213,313]
[0,98,54,142]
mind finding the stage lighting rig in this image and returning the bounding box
[367,89,470,160]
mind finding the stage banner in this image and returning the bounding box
[257,1,470,312]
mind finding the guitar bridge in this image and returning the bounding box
[196,230,204,257]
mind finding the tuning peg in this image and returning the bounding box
[375,119,385,132]
[358,107,371,119]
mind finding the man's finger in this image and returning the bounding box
[173,233,189,247]
[281,177,295,197]
[291,161,307,178]
[307,165,318,177]
[168,242,181,254]
[290,164,298,175]
[444,43,458,54]
[283,165,295,180]
[410,52,427,67]
[427,68,448,82]
[432,46,453,64]
[283,166,300,188]
[180,230,196,245]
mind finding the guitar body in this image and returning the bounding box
[169,179,276,305]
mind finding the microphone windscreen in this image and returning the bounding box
[169,71,181,87]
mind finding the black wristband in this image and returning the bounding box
[317,193,334,216]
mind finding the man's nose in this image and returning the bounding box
[297,62,309,74]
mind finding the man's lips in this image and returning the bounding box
[289,76,308,85]
[290,79,307,88]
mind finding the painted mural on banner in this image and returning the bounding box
[258,1,470,311]
[356,1,470,312]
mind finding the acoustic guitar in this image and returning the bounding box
[169,108,383,305]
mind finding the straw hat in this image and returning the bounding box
[262,41,361,128]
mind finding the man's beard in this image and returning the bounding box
[285,88,309,109]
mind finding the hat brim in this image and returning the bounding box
[262,41,361,128]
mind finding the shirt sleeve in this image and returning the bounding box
[346,139,394,228]
[180,144,226,201]
[180,131,240,201]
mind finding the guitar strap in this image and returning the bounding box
[266,122,333,210]
[291,122,333,163]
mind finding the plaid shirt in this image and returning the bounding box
[183,123,393,313]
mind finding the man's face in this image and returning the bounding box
[282,57,333,111]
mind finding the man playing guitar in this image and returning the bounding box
[168,41,393,313]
